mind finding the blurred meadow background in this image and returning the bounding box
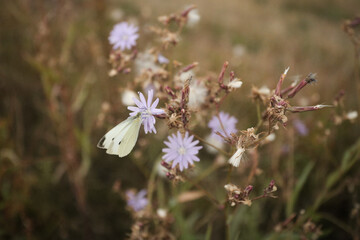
[1,0,360,239]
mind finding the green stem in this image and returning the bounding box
[190,131,231,156]
[226,165,233,184]
[182,174,221,207]
[147,158,160,212]
[193,163,221,185]
[225,204,230,240]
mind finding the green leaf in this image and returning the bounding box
[286,161,315,216]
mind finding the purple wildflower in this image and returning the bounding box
[162,132,202,171]
[158,54,169,64]
[208,112,238,141]
[126,189,148,212]
[128,90,165,134]
[109,22,139,51]
[293,119,308,136]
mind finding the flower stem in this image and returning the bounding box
[226,165,233,184]
[225,204,230,240]
[183,174,221,207]
[189,131,231,156]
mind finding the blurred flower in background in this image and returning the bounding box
[121,89,138,106]
[293,119,309,136]
[109,22,139,50]
[135,51,161,74]
[126,189,148,211]
[186,8,200,28]
[208,112,238,141]
[188,80,207,108]
[346,110,358,121]
[157,54,169,64]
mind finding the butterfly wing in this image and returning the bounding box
[97,117,134,151]
[118,116,142,157]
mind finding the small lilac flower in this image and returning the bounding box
[126,189,148,212]
[208,112,238,141]
[128,90,165,134]
[162,131,202,171]
[109,22,139,51]
[293,119,308,136]
[158,54,169,64]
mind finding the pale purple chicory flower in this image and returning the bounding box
[126,189,148,212]
[208,112,238,141]
[109,22,139,51]
[162,131,202,171]
[158,54,169,64]
[128,90,165,134]
[293,119,308,136]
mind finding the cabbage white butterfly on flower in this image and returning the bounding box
[97,113,142,157]
[98,90,165,157]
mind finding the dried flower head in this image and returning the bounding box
[264,68,331,130]
[224,183,253,207]
[135,51,162,75]
[228,147,246,167]
[188,80,208,108]
[251,85,271,104]
[228,128,258,167]
[227,78,243,89]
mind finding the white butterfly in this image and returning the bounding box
[97,114,142,157]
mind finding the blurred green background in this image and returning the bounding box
[1,0,360,239]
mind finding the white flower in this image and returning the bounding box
[121,89,137,106]
[228,78,243,89]
[346,111,358,120]
[189,81,207,108]
[228,147,245,167]
[187,9,200,28]
[176,71,207,108]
